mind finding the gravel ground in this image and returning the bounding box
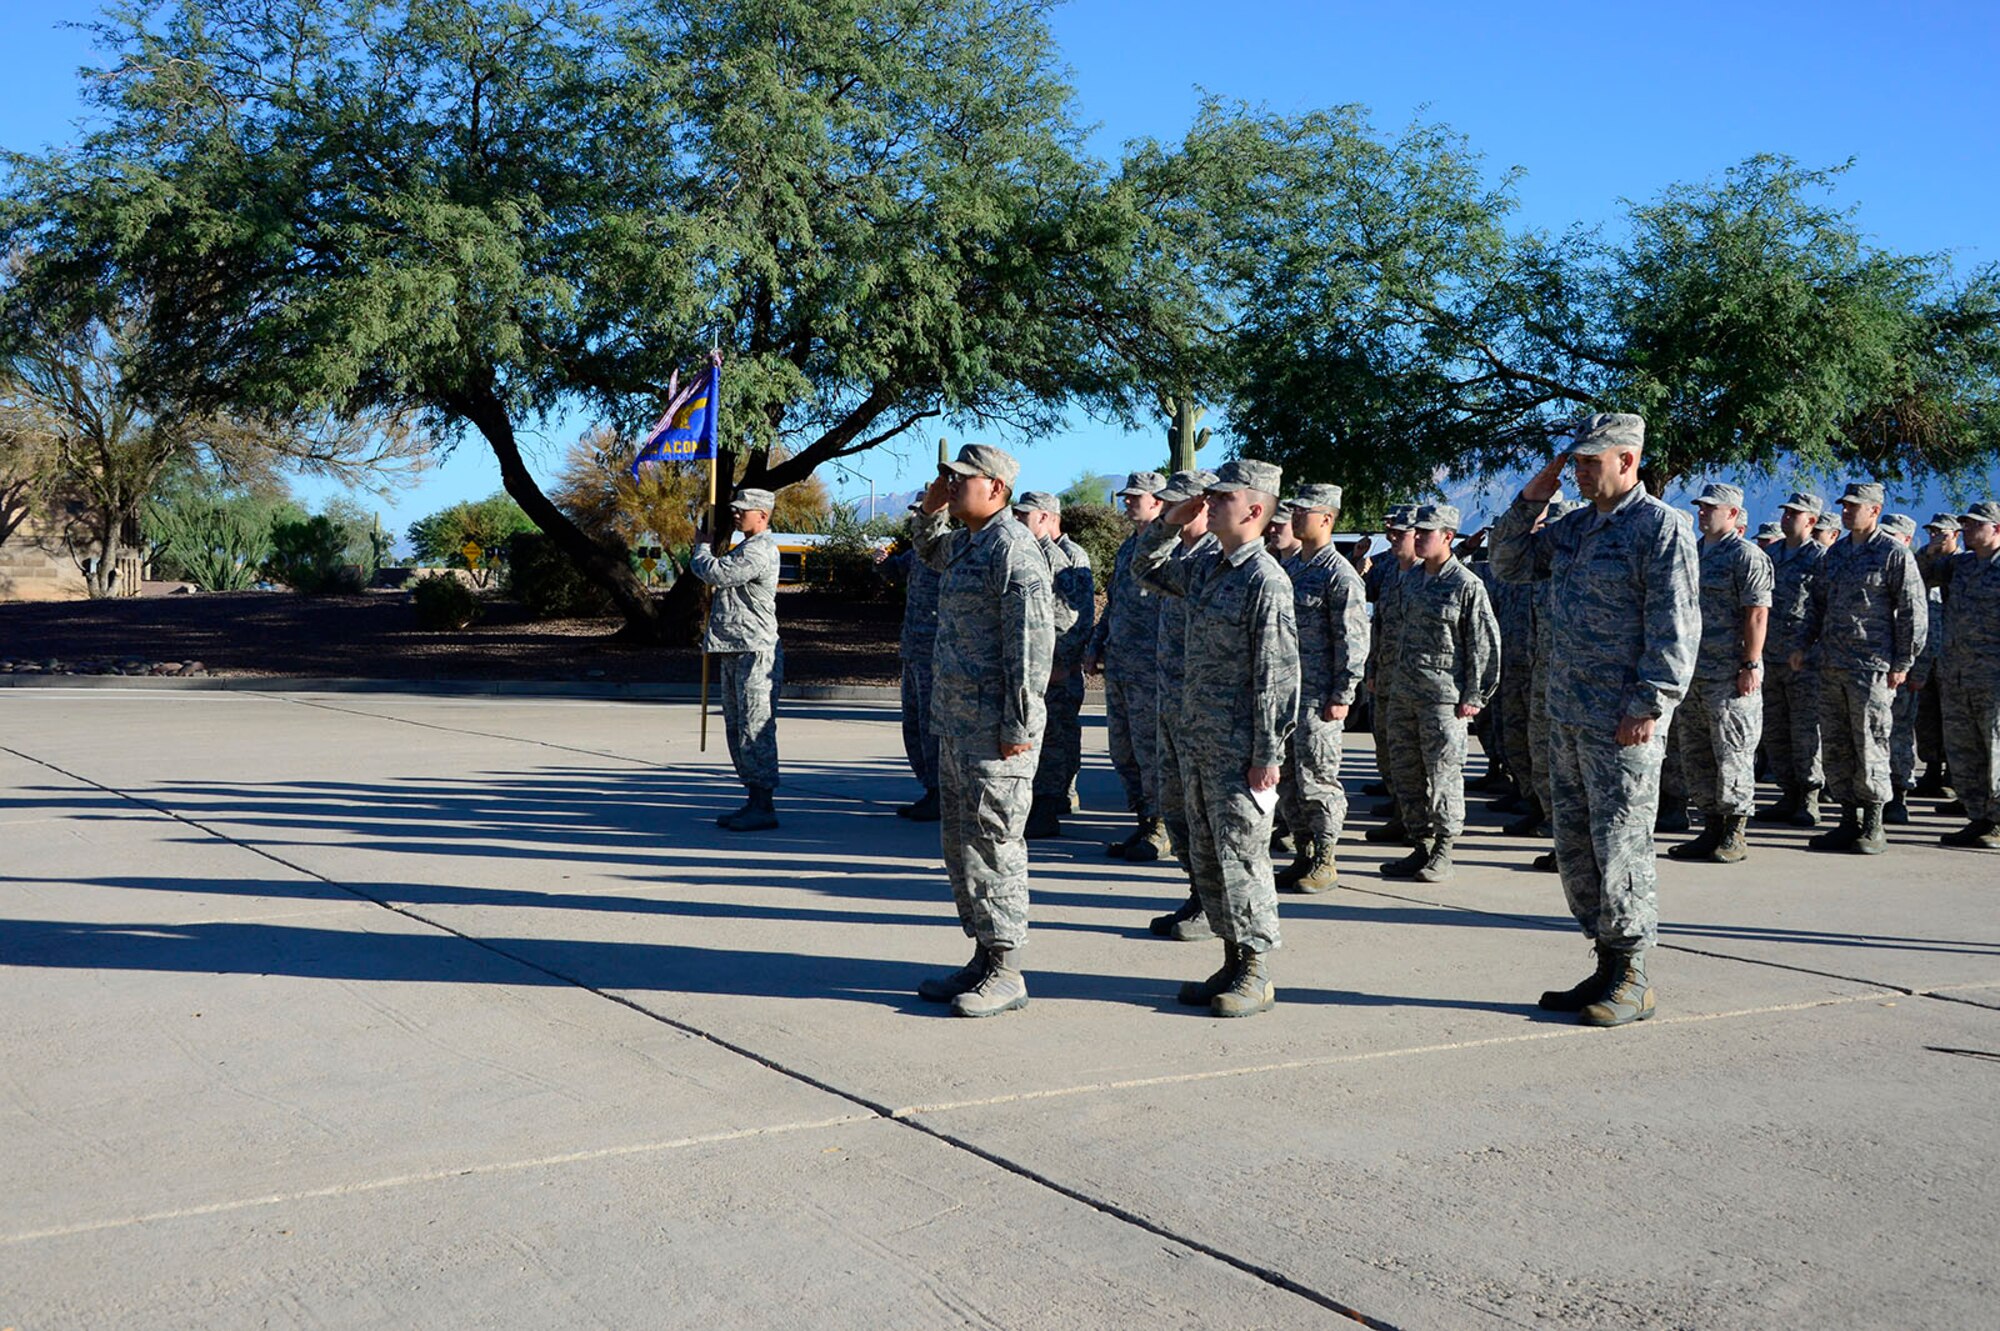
[0,587,907,686]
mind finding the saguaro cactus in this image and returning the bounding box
[1163,395,1210,473]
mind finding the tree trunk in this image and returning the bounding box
[82,504,125,598]
[456,388,673,643]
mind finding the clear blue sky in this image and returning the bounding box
[5,1,1998,534]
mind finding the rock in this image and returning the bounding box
[183,661,206,676]
[157,663,184,676]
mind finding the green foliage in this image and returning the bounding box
[406,493,538,568]
[1058,502,1125,593]
[803,509,887,599]
[504,531,617,619]
[410,573,482,631]
[1059,471,1114,508]
[268,514,367,595]
[143,488,290,591]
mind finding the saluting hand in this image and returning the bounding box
[1521,451,1567,504]
[921,474,951,514]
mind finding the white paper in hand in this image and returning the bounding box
[1248,782,1279,817]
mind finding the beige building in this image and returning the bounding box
[0,506,143,602]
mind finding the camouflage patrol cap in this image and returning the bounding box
[1116,470,1167,497]
[1693,482,1745,509]
[1755,521,1783,540]
[1568,412,1645,456]
[1206,458,1284,496]
[941,444,1020,486]
[1157,468,1218,503]
[1384,503,1417,531]
[729,487,776,512]
[1925,512,1957,532]
[1778,490,1823,514]
[1883,513,1917,538]
[1838,480,1885,507]
[1011,490,1060,515]
[1961,500,2000,525]
[1814,512,1841,534]
[1289,483,1344,514]
[1410,503,1462,531]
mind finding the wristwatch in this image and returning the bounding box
[1739,661,1762,672]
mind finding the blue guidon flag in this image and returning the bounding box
[633,359,720,475]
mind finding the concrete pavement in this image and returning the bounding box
[2,687,1995,1329]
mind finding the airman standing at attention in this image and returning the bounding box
[1379,504,1501,884]
[1015,492,1093,840]
[891,502,943,821]
[1756,493,1828,829]
[1274,484,1371,894]
[1364,506,1420,844]
[1494,414,1698,1028]
[1138,460,1300,1018]
[689,487,784,833]
[1792,482,1927,856]
[1667,483,1772,865]
[1925,502,2000,849]
[1146,469,1221,940]
[1086,471,1169,861]
[911,446,1055,1018]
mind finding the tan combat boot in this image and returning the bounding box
[1538,944,1616,1012]
[952,948,1029,1018]
[1124,817,1172,863]
[1211,948,1274,1018]
[1711,814,1749,863]
[1580,949,1654,1027]
[1177,942,1238,1006]
[917,945,990,1003]
[1290,842,1340,894]
[1274,838,1315,889]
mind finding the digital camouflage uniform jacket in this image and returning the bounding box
[913,508,1055,751]
[690,530,780,653]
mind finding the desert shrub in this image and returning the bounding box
[143,489,295,590]
[410,572,482,630]
[802,508,886,599]
[267,514,368,594]
[503,531,616,618]
[1058,502,1125,593]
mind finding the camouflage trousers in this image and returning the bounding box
[1941,663,1998,821]
[1658,715,1688,817]
[1678,676,1763,816]
[1548,719,1664,949]
[1285,697,1351,844]
[1760,658,1823,792]
[937,733,1035,950]
[1917,672,1946,768]
[1034,668,1086,799]
[1495,669,1536,803]
[900,649,938,791]
[1104,666,1161,816]
[717,645,782,792]
[1890,679,1919,792]
[1370,677,1400,806]
[1529,665,1554,812]
[1385,692,1468,841]
[1819,670,1895,806]
[1159,723,1190,861]
[1181,756,1281,953]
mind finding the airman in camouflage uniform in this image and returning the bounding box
[1013,492,1093,839]
[1792,481,1927,855]
[689,487,785,832]
[1911,514,1959,797]
[1274,483,1372,894]
[1380,504,1502,883]
[1139,459,1300,1018]
[1494,413,1699,1029]
[1925,501,2000,849]
[1667,483,1773,864]
[1485,557,1541,833]
[892,504,943,820]
[1087,471,1168,860]
[1145,470,1222,941]
[1525,498,1585,871]
[911,445,1056,1018]
[1364,506,1420,843]
[1881,513,1925,822]
[1756,492,1827,828]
